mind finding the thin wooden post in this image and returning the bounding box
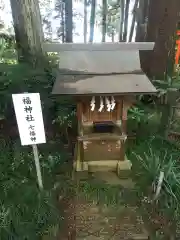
[32,144,43,190]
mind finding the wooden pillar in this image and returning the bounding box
[76,102,82,123]
[120,100,128,160]
[116,101,122,119]
[80,140,84,170]
[76,102,84,170]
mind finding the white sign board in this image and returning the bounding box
[12,93,46,146]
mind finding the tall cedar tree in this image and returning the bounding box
[10,0,44,65]
[141,0,180,78]
[64,0,73,42]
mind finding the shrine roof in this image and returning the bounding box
[52,73,156,95]
[51,42,157,95]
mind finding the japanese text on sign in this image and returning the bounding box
[23,96,37,142]
[12,93,46,146]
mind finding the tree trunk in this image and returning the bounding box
[159,104,171,137]
[84,0,87,43]
[102,0,107,42]
[10,0,44,66]
[89,0,96,42]
[61,1,65,43]
[135,0,149,42]
[129,0,139,42]
[141,0,180,79]
[111,31,115,42]
[123,0,130,42]
[119,0,125,42]
[64,0,73,42]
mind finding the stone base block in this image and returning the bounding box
[73,159,132,179]
[117,160,132,179]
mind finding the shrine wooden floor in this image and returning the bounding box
[57,172,149,240]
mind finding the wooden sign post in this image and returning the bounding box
[32,144,43,189]
[12,93,46,190]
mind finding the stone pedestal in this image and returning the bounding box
[117,159,132,179]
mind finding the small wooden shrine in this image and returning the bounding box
[51,42,156,176]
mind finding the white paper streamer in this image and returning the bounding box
[111,96,116,110]
[98,96,104,112]
[105,97,111,112]
[90,96,95,111]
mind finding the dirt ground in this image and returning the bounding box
[75,198,148,239]
[58,172,149,240]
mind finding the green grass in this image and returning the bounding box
[127,135,180,238]
[79,179,123,205]
[0,138,72,239]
